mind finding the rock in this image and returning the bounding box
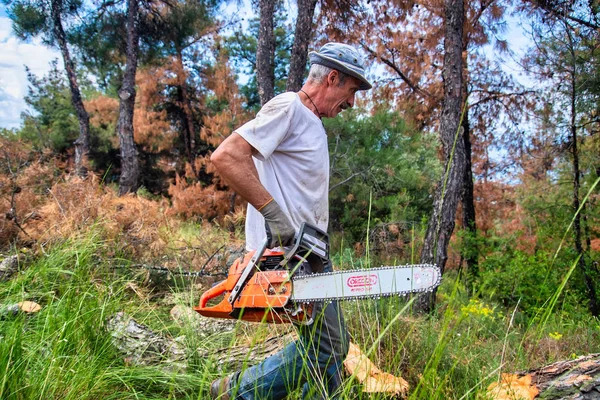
[0,304,20,318]
[0,255,19,281]
[225,246,245,268]
[106,311,294,373]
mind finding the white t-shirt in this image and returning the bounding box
[235,92,329,251]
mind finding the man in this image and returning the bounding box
[209,42,372,400]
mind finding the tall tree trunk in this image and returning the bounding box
[416,0,466,313]
[569,63,598,317]
[459,24,477,291]
[256,0,276,105]
[461,99,478,289]
[50,0,90,177]
[286,0,318,92]
[175,49,196,173]
[117,0,140,196]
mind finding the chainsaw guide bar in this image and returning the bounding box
[291,264,441,303]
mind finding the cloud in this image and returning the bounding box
[0,14,62,129]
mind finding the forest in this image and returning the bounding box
[0,0,599,398]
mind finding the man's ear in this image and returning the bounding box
[326,70,339,87]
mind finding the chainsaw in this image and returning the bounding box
[194,223,441,325]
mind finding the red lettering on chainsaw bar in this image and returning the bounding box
[346,274,378,288]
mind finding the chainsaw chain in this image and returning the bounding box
[290,263,441,303]
[110,263,225,277]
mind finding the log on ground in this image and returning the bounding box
[488,353,600,399]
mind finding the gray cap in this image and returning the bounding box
[309,42,372,90]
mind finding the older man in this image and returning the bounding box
[210,42,372,400]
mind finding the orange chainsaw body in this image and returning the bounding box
[194,249,311,324]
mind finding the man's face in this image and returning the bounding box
[323,73,361,118]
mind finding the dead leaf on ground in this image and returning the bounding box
[343,341,409,397]
[18,301,42,313]
[487,373,539,400]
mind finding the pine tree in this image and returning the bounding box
[117,0,141,195]
[4,0,91,175]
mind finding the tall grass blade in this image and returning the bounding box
[538,254,580,336]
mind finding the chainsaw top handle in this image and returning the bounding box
[282,223,330,267]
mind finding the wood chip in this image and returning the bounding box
[344,342,409,396]
[487,374,539,400]
[18,301,41,313]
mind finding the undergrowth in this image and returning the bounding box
[1,227,598,399]
[0,173,597,399]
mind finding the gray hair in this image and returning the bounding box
[307,64,348,86]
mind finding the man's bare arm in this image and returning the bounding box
[211,132,296,247]
[211,132,272,209]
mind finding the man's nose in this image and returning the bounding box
[347,94,355,108]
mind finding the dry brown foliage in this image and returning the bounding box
[20,175,173,257]
[86,96,119,132]
[1,159,241,271]
[11,172,242,269]
[200,57,249,147]
[134,67,177,152]
[85,67,176,154]
[168,49,249,223]
[487,374,539,400]
[0,138,58,246]
[167,172,233,221]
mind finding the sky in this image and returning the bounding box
[1,6,62,129]
[0,4,533,130]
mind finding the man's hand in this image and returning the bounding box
[259,199,296,248]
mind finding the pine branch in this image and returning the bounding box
[361,42,432,99]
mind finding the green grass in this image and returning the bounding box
[0,230,598,399]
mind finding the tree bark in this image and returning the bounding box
[568,51,598,316]
[458,34,478,289]
[106,312,188,371]
[50,0,90,177]
[256,0,276,105]
[461,102,478,289]
[175,49,196,172]
[416,0,466,313]
[286,0,318,92]
[117,0,141,196]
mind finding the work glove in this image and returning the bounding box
[259,199,296,248]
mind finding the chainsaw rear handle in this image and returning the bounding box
[198,279,229,310]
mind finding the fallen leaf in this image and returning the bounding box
[344,342,409,396]
[487,373,539,400]
[18,301,41,313]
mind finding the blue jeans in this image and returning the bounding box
[231,299,349,399]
